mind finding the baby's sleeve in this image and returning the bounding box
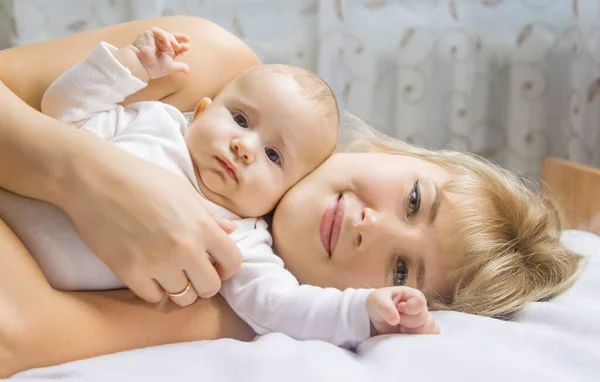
[220,221,372,348]
[41,42,147,136]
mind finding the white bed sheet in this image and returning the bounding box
[10,230,600,382]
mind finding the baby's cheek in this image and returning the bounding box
[245,176,284,215]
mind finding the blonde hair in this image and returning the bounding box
[339,114,583,319]
[232,64,340,127]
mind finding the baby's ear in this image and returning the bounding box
[193,97,212,119]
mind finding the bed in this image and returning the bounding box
[9,158,600,381]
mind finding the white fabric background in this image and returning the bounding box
[4,0,600,180]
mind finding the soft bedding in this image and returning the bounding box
[9,230,600,382]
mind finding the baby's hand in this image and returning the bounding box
[130,27,190,80]
[367,286,440,336]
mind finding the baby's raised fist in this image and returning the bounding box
[367,286,440,336]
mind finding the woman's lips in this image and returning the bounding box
[320,194,344,257]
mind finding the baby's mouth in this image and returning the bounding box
[216,156,238,182]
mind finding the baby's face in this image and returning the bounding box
[185,73,338,217]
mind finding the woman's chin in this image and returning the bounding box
[272,193,309,260]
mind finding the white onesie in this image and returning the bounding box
[0,42,371,348]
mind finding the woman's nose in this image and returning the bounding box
[231,136,257,164]
[355,207,383,252]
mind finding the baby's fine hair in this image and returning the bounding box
[232,64,340,127]
[339,113,583,319]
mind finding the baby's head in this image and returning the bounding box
[185,64,339,217]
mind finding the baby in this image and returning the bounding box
[35,28,438,347]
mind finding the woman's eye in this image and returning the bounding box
[394,257,408,286]
[408,180,421,216]
[265,148,281,164]
[233,113,248,128]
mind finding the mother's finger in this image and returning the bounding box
[114,267,165,304]
[168,281,199,307]
[184,253,222,298]
[205,227,243,281]
[155,270,196,307]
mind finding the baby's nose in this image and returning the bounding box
[232,137,257,163]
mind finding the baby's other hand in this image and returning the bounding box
[131,27,190,80]
[367,286,440,336]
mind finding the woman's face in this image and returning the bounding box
[272,152,466,299]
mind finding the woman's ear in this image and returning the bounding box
[193,97,212,119]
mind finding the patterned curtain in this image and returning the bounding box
[318,0,600,180]
[6,0,600,180]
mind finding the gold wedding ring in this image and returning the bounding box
[165,280,192,298]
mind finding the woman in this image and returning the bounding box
[0,17,581,377]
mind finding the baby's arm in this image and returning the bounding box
[41,28,189,125]
[221,223,372,347]
[222,221,440,347]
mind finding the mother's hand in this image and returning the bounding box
[64,139,243,305]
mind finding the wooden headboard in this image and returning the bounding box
[540,157,600,236]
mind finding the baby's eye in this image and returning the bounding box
[394,257,408,286]
[265,148,281,164]
[233,113,248,128]
[408,180,421,217]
